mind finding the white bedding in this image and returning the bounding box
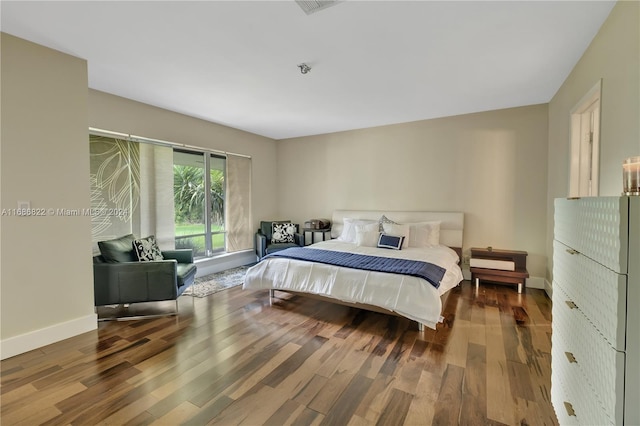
[243,240,464,329]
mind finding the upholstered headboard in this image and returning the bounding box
[331,210,464,250]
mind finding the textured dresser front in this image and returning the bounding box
[552,197,638,425]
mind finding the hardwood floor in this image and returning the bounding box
[1,281,558,425]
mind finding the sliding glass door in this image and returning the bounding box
[209,155,226,253]
[173,150,226,258]
[90,129,250,257]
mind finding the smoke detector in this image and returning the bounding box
[298,63,312,74]
[295,1,342,15]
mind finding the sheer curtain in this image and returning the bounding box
[90,134,174,251]
[138,143,175,250]
[89,134,140,252]
[225,154,252,252]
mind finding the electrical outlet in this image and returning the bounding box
[462,255,471,266]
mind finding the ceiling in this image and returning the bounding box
[1,1,616,140]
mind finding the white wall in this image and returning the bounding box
[1,34,95,359]
[276,105,549,283]
[547,1,639,282]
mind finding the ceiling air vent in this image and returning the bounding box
[295,0,342,15]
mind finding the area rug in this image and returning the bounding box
[182,265,250,298]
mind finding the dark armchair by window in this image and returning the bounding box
[93,234,197,319]
[255,220,305,260]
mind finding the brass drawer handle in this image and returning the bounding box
[564,402,577,417]
[565,300,578,310]
[565,351,577,363]
[565,248,579,255]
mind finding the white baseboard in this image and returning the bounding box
[195,250,256,277]
[525,276,545,290]
[544,279,553,299]
[462,267,471,281]
[0,314,97,360]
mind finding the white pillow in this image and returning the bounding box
[355,222,380,247]
[408,221,441,247]
[382,222,410,248]
[378,214,398,232]
[338,218,377,243]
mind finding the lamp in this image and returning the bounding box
[623,156,640,195]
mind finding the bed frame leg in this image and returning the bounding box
[418,322,425,332]
[269,289,275,305]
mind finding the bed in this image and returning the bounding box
[243,210,464,330]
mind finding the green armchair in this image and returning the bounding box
[255,220,305,260]
[93,234,197,319]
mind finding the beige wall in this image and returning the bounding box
[0,34,279,358]
[1,34,94,357]
[276,105,549,281]
[547,1,639,281]
[88,90,279,232]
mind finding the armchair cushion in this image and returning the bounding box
[98,233,137,263]
[265,242,301,255]
[271,222,296,243]
[176,263,198,289]
[132,235,164,261]
[259,220,291,241]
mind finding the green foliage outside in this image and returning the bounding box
[175,230,225,256]
[174,164,225,255]
[173,165,224,225]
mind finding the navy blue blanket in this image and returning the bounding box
[264,247,445,289]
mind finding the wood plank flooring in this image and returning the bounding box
[1,281,558,425]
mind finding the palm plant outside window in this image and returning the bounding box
[173,150,226,258]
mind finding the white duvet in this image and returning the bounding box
[243,240,464,329]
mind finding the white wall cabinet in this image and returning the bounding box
[552,197,639,425]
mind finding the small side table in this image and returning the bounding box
[470,247,529,293]
[303,228,331,245]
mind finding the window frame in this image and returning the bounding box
[173,149,227,258]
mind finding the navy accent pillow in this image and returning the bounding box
[377,233,404,250]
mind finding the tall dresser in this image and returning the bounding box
[552,197,639,425]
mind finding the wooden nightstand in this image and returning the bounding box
[470,247,529,293]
